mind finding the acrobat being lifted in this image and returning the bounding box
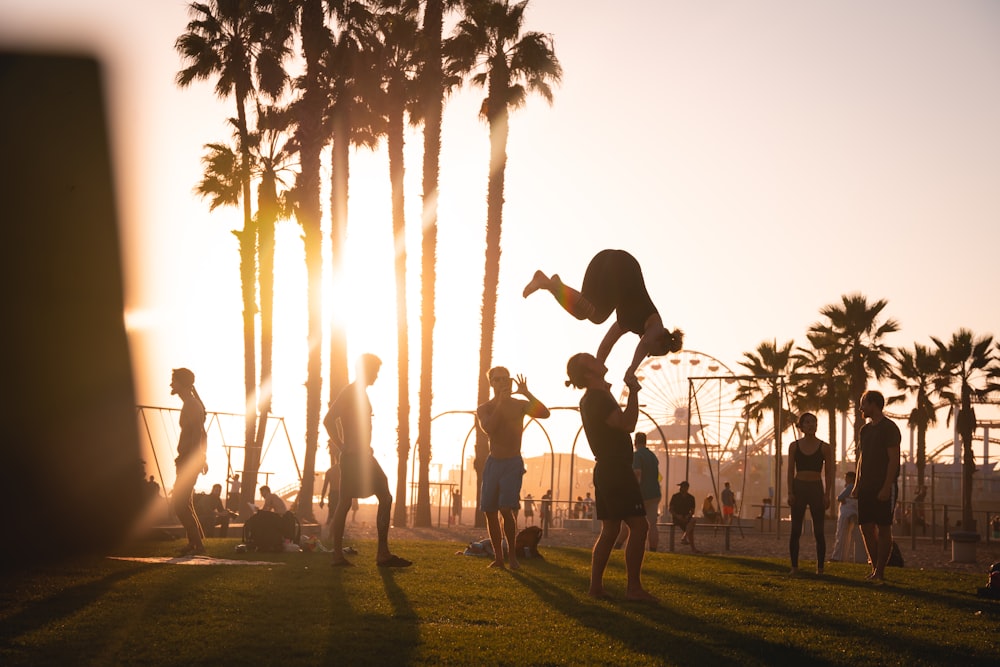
[523,248,684,383]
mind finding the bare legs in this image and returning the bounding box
[590,517,658,602]
[485,508,520,569]
[523,271,596,321]
[173,456,205,554]
[860,522,893,583]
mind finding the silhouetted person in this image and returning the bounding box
[227,474,241,512]
[851,390,901,585]
[324,354,410,568]
[540,490,553,532]
[195,483,235,537]
[787,412,835,575]
[259,485,286,514]
[524,249,683,382]
[669,481,699,552]
[721,482,736,525]
[567,352,657,603]
[170,367,206,556]
[476,366,550,569]
[523,494,536,526]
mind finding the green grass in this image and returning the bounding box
[1,538,998,666]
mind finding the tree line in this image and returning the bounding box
[174,0,560,527]
[734,293,998,531]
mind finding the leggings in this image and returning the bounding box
[789,479,826,568]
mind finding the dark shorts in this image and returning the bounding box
[857,483,897,527]
[593,459,646,521]
[339,450,390,500]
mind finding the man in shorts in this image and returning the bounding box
[721,481,736,525]
[324,354,410,568]
[851,390,901,585]
[566,352,658,602]
[476,366,550,569]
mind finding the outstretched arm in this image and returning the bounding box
[625,316,668,380]
[596,322,625,364]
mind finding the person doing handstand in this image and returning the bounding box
[523,249,683,382]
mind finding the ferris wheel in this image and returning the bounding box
[622,349,744,459]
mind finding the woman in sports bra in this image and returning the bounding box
[787,412,835,574]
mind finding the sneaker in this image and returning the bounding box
[342,546,358,555]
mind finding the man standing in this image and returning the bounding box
[668,481,699,552]
[566,352,657,602]
[170,367,207,556]
[227,474,241,513]
[476,366,550,569]
[829,471,858,562]
[324,353,411,568]
[615,432,662,551]
[721,481,736,525]
[851,390,901,585]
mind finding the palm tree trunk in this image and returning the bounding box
[473,91,510,528]
[255,171,277,513]
[959,394,976,530]
[235,80,259,508]
[328,115,351,401]
[414,0,444,529]
[388,105,411,528]
[293,0,326,521]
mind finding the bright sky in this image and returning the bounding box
[3,1,998,496]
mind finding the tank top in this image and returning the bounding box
[793,440,825,473]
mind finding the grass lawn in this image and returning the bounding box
[1,538,998,666]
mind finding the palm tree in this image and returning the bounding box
[794,331,851,461]
[411,0,464,529]
[736,340,799,505]
[248,103,297,508]
[887,343,946,493]
[176,0,291,510]
[808,294,899,454]
[932,329,998,532]
[372,0,421,527]
[325,1,379,414]
[444,0,561,524]
[285,0,333,520]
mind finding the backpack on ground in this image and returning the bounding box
[515,526,544,559]
[242,511,286,552]
[887,540,904,567]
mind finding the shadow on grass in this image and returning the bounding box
[513,551,838,666]
[662,558,998,666]
[0,559,147,642]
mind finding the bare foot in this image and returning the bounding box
[522,270,549,297]
[508,559,521,570]
[588,588,613,600]
[625,589,660,604]
[488,559,506,569]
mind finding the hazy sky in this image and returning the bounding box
[3,1,998,495]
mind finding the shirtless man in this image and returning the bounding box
[476,366,550,569]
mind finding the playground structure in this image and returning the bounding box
[136,406,302,505]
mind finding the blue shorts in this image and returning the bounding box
[478,456,524,513]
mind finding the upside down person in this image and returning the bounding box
[523,249,683,383]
